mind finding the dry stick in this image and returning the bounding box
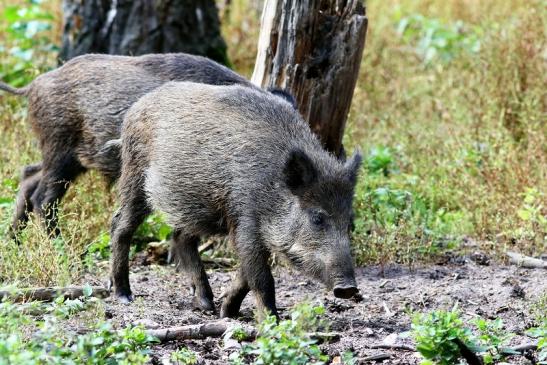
[198,240,215,254]
[202,257,235,267]
[146,320,256,342]
[0,286,109,302]
[369,343,416,352]
[506,251,547,269]
[500,342,538,354]
[146,320,341,344]
[360,353,391,362]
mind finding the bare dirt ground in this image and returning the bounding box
[84,255,546,364]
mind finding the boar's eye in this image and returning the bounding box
[310,210,327,228]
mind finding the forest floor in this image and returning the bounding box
[82,252,546,364]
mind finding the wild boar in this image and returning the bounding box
[112,82,361,317]
[0,53,260,237]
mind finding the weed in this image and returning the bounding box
[472,318,514,364]
[0,289,158,364]
[170,347,198,365]
[230,303,328,365]
[412,307,473,365]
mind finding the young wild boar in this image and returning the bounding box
[112,82,362,317]
[0,53,258,237]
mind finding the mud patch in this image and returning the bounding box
[88,259,546,364]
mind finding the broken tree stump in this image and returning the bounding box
[252,0,368,155]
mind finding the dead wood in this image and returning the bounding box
[369,343,416,351]
[0,286,109,302]
[146,319,256,342]
[146,320,341,344]
[506,251,546,269]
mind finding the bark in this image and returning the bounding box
[252,0,367,155]
[0,286,109,302]
[60,0,229,65]
[146,319,340,343]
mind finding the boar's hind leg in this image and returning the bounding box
[236,223,278,319]
[109,175,151,303]
[30,155,85,236]
[10,163,43,239]
[220,269,250,318]
[171,231,215,312]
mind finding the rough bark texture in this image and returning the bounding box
[252,0,367,155]
[146,320,257,342]
[60,0,229,65]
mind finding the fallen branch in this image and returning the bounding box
[146,320,341,344]
[369,343,416,351]
[360,353,391,361]
[500,342,538,355]
[0,286,109,302]
[198,240,215,254]
[202,257,235,267]
[146,319,256,342]
[506,251,546,269]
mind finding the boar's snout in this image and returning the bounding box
[333,283,359,299]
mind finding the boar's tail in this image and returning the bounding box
[0,81,29,96]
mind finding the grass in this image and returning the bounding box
[0,0,545,287]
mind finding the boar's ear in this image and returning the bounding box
[268,87,297,109]
[344,151,362,185]
[284,149,318,195]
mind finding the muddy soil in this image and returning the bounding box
[85,256,546,364]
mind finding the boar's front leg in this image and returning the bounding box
[171,230,215,312]
[220,268,250,318]
[109,173,151,303]
[234,222,278,318]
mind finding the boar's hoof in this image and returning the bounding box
[114,292,134,304]
[220,300,241,319]
[333,285,359,299]
[192,296,216,313]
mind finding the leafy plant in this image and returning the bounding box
[527,295,547,364]
[412,307,473,365]
[0,0,57,86]
[134,212,173,242]
[472,318,514,364]
[396,14,482,64]
[170,347,198,365]
[230,303,328,365]
[0,291,158,364]
[366,146,397,176]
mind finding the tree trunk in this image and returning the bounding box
[60,0,229,65]
[252,0,367,156]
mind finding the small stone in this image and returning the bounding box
[470,251,490,266]
[223,338,241,350]
[132,319,160,329]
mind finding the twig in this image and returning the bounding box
[369,343,416,351]
[500,342,538,354]
[506,251,546,269]
[360,353,391,361]
[0,286,109,302]
[198,240,215,254]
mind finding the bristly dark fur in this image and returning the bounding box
[4,53,257,237]
[111,82,362,317]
